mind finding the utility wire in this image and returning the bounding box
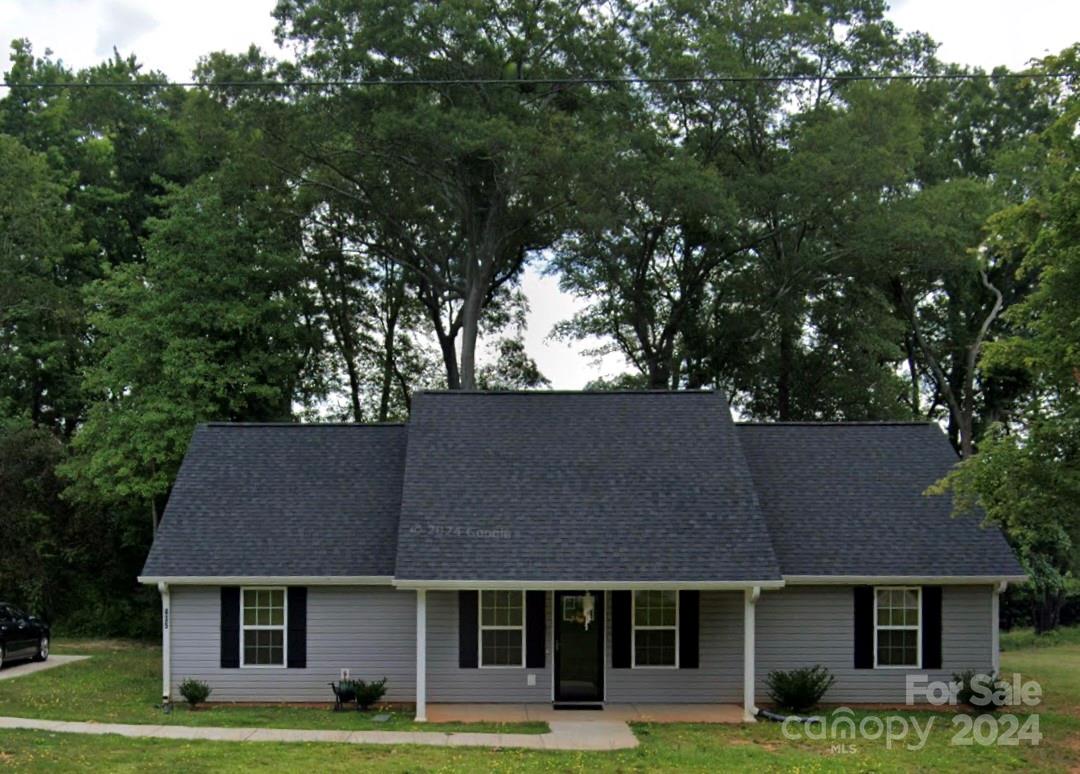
[0,71,1072,90]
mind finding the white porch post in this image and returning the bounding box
[743,586,760,722]
[992,581,1007,674]
[158,582,171,704]
[415,589,427,722]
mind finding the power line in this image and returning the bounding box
[0,71,1072,90]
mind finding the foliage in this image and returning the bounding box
[930,48,1080,631]
[951,670,1009,712]
[765,665,836,713]
[340,678,388,711]
[178,678,211,709]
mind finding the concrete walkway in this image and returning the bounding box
[0,655,89,681]
[0,715,639,751]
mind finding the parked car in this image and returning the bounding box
[0,603,49,668]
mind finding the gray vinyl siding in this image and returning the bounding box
[605,591,744,703]
[167,583,995,705]
[168,585,417,702]
[426,590,553,702]
[755,585,994,704]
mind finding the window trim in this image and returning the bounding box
[873,585,922,669]
[240,586,288,669]
[477,589,525,669]
[631,589,679,669]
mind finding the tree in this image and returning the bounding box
[66,171,324,528]
[271,0,625,389]
[931,47,1080,629]
[0,134,83,433]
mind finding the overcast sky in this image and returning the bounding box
[2,0,1076,388]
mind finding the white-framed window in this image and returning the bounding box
[874,586,921,668]
[479,590,524,667]
[241,587,287,668]
[632,590,678,668]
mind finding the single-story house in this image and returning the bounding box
[139,390,1024,720]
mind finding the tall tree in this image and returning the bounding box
[271,0,625,389]
[931,46,1080,629]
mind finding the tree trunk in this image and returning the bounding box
[777,322,794,421]
[378,304,399,422]
[458,284,485,391]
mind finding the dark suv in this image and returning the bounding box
[0,603,49,668]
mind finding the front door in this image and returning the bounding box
[554,591,604,702]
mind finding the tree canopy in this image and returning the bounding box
[0,8,1077,633]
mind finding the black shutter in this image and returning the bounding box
[679,591,700,668]
[459,590,478,668]
[287,587,307,668]
[922,586,943,669]
[611,591,632,668]
[525,591,545,668]
[853,586,874,669]
[220,587,240,668]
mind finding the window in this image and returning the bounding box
[633,590,678,667]
[242,588,286,667]
[479,590,524,667]
[874,587,920,668]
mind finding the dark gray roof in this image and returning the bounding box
[142,393,1023,582]
[141,423,405,577]
[393,391,782,582]
[736,422,1024,577]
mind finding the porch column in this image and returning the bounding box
[415,589,427,722]
[158,582,171,704]
[992,581,1007,674]
[743,586,760,722]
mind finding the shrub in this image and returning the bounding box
[766,665,835,713]
[349,678,387,711]
[179,678,212,709]
[953,670,1009,712]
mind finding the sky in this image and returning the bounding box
[2,0,1077,388]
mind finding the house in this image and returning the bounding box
[139,390,1024,720]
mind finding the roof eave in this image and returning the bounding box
[138,575,395,586]
[783,574,1028,585]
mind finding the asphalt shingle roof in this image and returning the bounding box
[141,393,1023,582]
[393,391,782,582]
[736,422,1024,577]
[141,423,405,577]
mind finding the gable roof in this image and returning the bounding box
[393,391,782,584]
[736,422,1024,579]
[140,392,1023,585]
[140,423,405,579]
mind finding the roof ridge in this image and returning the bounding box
[203,422,406,428]
[415,389,717,396]
[736,421,934,426]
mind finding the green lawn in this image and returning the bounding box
[0,633,1077,771]
[0,640,544,734]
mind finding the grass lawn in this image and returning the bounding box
[0,633,1077,771]
[0,640,545,734]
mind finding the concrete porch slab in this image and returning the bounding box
[428,703,744,724]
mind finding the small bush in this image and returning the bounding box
[179,678,212,709]
[953,670,1009,712]
[346,678,387,710]
[766,665,835,713]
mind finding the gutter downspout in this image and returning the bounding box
[744,585,761,722]
[992,581,1007,675]
[158,582,171,708]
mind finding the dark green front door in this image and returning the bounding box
[554,591,604,702]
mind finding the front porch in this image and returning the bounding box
[426,702,746,724]
[411,586,764,723]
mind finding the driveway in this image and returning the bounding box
[0,655,89,681]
